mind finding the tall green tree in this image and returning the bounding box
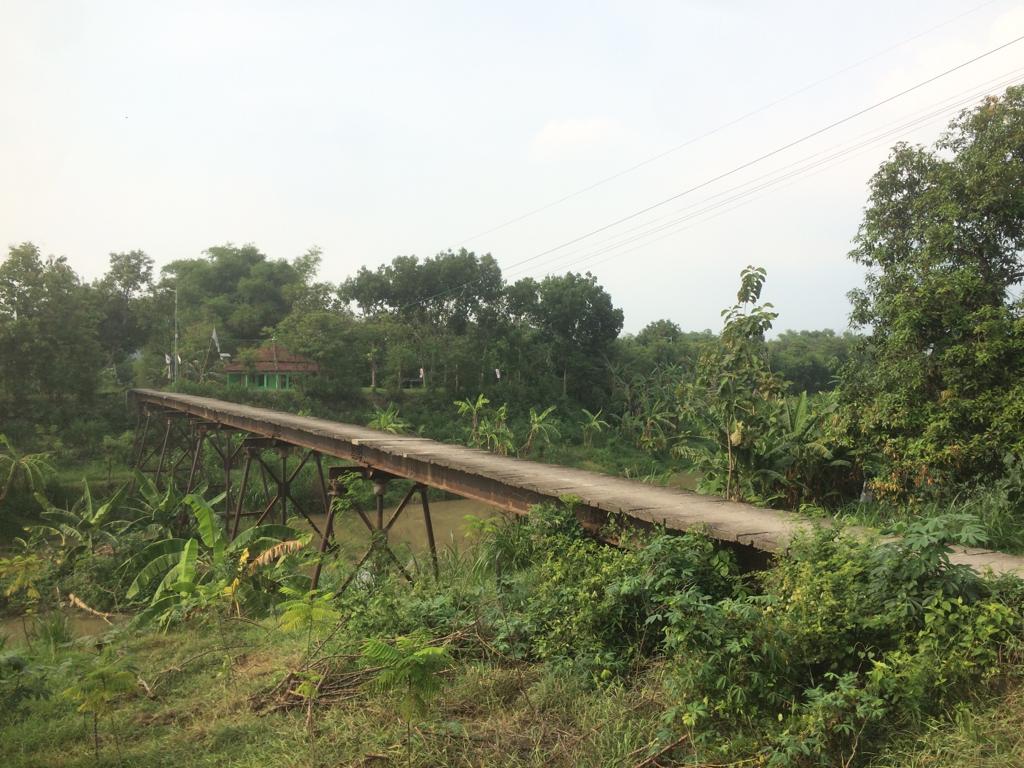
[843,86,1024,495]
[0,243,102,411]
[531,272,624,399]
[95,250,154,370]
[160,243,308,344]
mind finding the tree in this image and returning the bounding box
[768,329,855,394]
[531,272,623,399]
[0,435,53,506]
[341,250,504,391]
[674,266,784,500]
[95,250,154,372]
[159,243,308,345]
[61,652,136,761]
[519,406,559,457]
[361,632,451,764]
[274,305,364,399]
[0,243,102,411]
[842,86,1024,496]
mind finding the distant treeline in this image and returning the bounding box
[0,241,852,436]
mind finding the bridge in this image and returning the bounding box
[129,388,1024,581]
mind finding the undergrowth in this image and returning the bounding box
[1,497,1022,767]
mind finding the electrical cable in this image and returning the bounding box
[393,33,1024,312]
[446,0,1003,249]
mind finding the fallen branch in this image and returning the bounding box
[67,592,114,624]
[630,734,689,768]
[137,676,156,699]
[151,644,250,689]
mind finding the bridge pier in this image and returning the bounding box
[319,467,440,592]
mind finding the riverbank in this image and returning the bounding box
[3,501,1023,768]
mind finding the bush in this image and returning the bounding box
[662,517,1021,766]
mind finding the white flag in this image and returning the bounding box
[495,368,501,380]
[211,327,221,354]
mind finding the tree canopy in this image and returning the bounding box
[842,85,1024,493]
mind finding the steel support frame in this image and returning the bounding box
[321,466,440,593]
[131,394,449,592]
[229,439,329,543]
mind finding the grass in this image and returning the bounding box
[836,489,1024,555]
[1,618,670,768]
[870,685,1024,767]
[6,609,1021,767]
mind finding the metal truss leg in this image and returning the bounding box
[419,485,439,579]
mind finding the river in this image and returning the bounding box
[299,497,503,557]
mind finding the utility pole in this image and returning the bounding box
[162,287,179,383]
[173,287,179,383]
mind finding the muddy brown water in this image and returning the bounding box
[0,611,122,648]
[299,497,504,559]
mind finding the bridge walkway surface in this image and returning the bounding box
[129,389,1024,578]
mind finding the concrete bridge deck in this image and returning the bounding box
[129,389,1024,578]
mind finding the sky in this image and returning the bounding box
[2,0,1024,334]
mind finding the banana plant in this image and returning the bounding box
[479,403,515,456]
[32,482,129,558]
[0,434,54,505]
[519,406,559,457]
[367,403,408,434]
[579,408,610,449]
[126,470,187,537]
[126,492,303,625]
[454,393,489,447]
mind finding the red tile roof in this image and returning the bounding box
[223,343,319,374]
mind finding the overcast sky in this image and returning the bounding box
[2,1,1023,333]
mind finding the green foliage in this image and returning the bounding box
[61,651,137,759]
[367,402,408,434]
[0,644,50,716]
[361,631,452,722]
[0,435,54,506]
[662,515,1019,766]
[0,553,49,606]
[454,393,489,447]
[0,243,103,412]
[124,491,303,626]
[768,329,855,394]
[843,86,1024,498]
[519,405,559,457]
[32,481,129,559]
[579,408,610,449]
[278,586,341,636]
[519,510,737,679]
[673,267,853,506]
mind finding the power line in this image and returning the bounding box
[447,0,1003,248]
[505,68,1024,280]
[396,31,1024,313]
[558,77,1024,275]
[577,87,1019,275]
[497,33,1024,276]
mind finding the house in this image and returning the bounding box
[224,343,318,390]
